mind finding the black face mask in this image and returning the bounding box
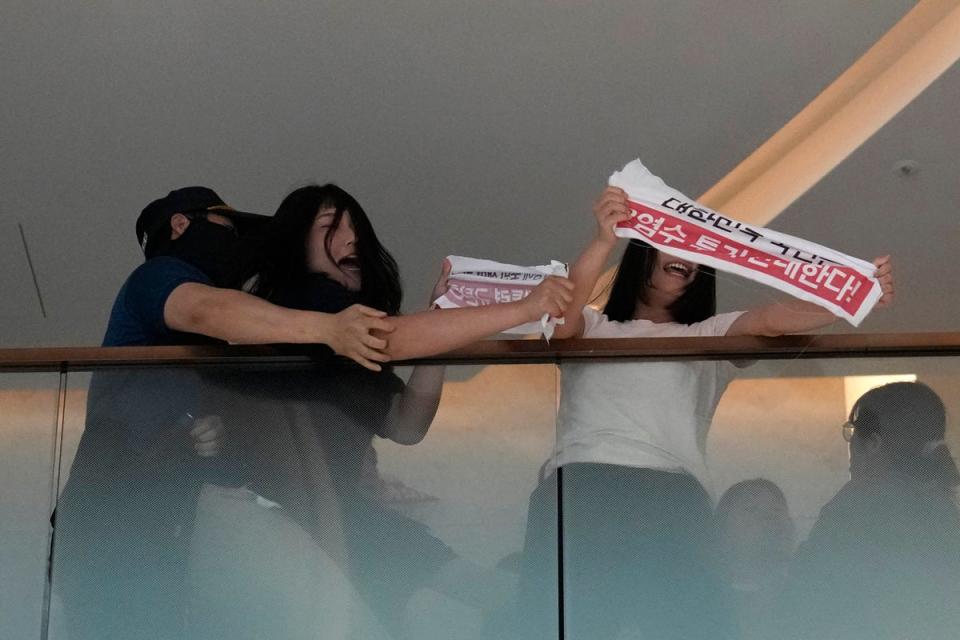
[168,218,243,287]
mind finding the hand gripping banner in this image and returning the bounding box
[610,160,883,326]
[432,256,568,339]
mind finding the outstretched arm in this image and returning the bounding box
[552,186,633,339]
[380,275,574,361]
[164,283,394,370]
[726,256,894,337]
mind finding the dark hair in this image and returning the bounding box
[715,478,789,526]
[253,184,402,314]
[849,382,959,488]
[602,240,715,324]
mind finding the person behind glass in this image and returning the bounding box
[246,183,572,484]
[212,183,572,635]
[777,382,960,640]
[715,479,795,640]
[514,186,895,640]
[53,185,414,640]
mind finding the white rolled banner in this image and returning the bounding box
[610,159,883,326]
[432,256,568,339]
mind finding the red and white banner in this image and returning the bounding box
[610,160,882,326]
[433,256,568,338]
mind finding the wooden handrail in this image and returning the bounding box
[1,332,959,371]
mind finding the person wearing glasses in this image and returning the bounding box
[512,185,895,640]
[778,382,960,640]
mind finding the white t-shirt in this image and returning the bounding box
[546,307,745,490]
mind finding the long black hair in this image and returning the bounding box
[602,240,715,324]
[252,184,402,315]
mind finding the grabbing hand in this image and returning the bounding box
[872,255,895,308]
[190,415,225,458]
[428,260,452,308]
[520,276,574,321]
[593,186,632,245]
[329,304,395,371]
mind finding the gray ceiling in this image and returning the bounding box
[2,1,953,347]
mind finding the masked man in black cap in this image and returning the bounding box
[52,186,393,640]
[111,185,394,362]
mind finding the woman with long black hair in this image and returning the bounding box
[514,186,895,640]
[193,183,571,638]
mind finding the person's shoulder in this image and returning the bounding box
[126,256,210,287]
[683,310,746,337]
[582,308,745,339]
[104,257,213,346]
[583,307,651,338]
[816,476,929,532]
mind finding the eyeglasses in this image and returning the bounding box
[841,421,856,443]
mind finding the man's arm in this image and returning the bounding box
[164,283,394,370]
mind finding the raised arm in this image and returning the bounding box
[552,186,633,339]
[726,256,895,337]
[164,283,394,370]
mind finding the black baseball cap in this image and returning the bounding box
[136,186,268,250]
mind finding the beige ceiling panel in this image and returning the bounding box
[700,0,960,225]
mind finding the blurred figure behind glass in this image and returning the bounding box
[777,382,960,640]
[715,479,795,640]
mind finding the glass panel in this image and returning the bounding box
[558,355,960,640]
[49,361,559,640]
[0,372,62,640]
[44,352,960,639]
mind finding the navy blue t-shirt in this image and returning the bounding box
[84,256,221,452]
[102,256,217,347]
[57,257,232,626]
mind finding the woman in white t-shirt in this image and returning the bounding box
[512,187,894,640]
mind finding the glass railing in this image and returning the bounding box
[2,333,959,640]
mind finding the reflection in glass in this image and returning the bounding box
[49,361,556,639]
[0,374,61,640]
[716,478,795,640]
[52,366,217,639]
[40,355,960,639]
[778,382,960,640]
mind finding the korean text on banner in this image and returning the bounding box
[432,256,568,339]
[609,160,882,326]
